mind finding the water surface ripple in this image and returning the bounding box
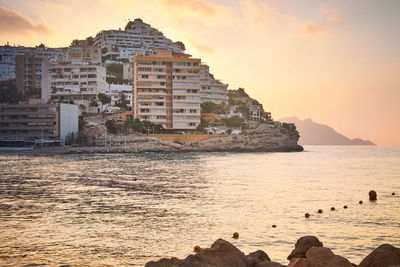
[0,146,399,266]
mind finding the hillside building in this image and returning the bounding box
[200,65,228,104]
[132,50,201,130]
[94,19,183,62]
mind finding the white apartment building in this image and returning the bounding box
[105,83,132,111]
[200,65,228,104]
[42,62,107,113]
[94,19,183,62]
[132,50,201,130]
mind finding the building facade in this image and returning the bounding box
[15,51,46,93]
[0,103,78,144]
[105,83,132,112]
[42,62,107,113]
[132,50,201,130]
[0,45,28,81]
[94,19,183,62]
[200,65,228,104]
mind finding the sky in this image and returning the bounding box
[1,0,399,145]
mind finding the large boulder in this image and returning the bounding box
[359,244,400,267]
[146,239,250,267]
[287,236,323,261]
[288,247,353,267]
[246,250,286,267]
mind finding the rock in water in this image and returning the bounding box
[287,236,323,261]
[146,238,250,267]
[288,247,353,267]
[369,190,377,201]
[359,244,400,267]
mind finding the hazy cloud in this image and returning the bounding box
[186,37,215,54]
[319,4,343,23]
[301,20,327,35]
[0,6,51,35]
[240,0,276,31]
[160,0,217,16]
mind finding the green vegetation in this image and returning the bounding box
[106,63,123,77]
[222,116,244,128]
[105,118,164,134]
[0,86,41,104]
[98,93,111,106]
[201,102,229,114]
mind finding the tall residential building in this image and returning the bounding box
[94,19,183,62]
[59,41,101,64]
[0,45,28,81]
[15,51,46,93]
[200,65,228,104]
[42,62,107,113]
[132,50,201,130]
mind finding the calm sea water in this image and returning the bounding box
[0,146,399,266]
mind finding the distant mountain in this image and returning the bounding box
[280,117,375,146]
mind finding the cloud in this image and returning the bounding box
[0,6,51,35]
[301,20,327,35]
[240,0,276,31]
[319,4,343,23]
[186,37,215,54]
[160,0,217,16]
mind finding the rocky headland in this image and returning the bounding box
[146,235,400,267]
[59,123,303,154]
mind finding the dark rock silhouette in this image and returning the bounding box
[369,190,377,201]
[288,247,353,267]
[287,236,323,261]
[359,244,400,267]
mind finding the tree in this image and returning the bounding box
[24,87,41,99]
[98,93,111,105]
[85,36,94,45]
[235,104,250,121]
[90,100,98,107]
[0,85,23,104]
[116,93,129,109]
[105,120,118,133]
[174,41,186,51]
[222,116,244,128]
[36,43,45,48]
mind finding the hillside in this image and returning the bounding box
[280,117,375,146]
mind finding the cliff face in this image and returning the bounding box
[188,124,303,152]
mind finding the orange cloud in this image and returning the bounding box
[160,0,217,16]
[319,4,343,23]
[240,0,276,31]
[0,6,51,36]
[301,20,327,35]
[186,37,215,54]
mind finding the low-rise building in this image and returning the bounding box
[105,83,132,112]
[0,103,78,146]
[200,65,228,104]
[132,50,201,130]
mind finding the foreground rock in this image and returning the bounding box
[146,236,400,267]
[145,239,285,267]
[288,247,353,267]
[287,236,323,261]
[358,244,400,267]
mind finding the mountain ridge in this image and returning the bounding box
[280,116,375,146]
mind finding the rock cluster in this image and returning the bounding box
[146,236,400,267]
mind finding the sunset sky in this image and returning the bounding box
[1,0,399,145]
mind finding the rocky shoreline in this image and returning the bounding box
[146,235,400,267]
[1,124,303,155]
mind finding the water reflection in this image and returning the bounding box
[0,147,399,266]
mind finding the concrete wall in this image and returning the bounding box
[154,134,243,144]
[59,103,79,145]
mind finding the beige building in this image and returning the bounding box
[15,51,46,93]
[200,65,228,104]
[132,50,201,130]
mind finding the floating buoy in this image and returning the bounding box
[305,213,310,218]
[194,245,201,252]
[331,207,335,211]
[318,209,323,214]
[369,190,377,201]
[344,205,348,209]
[272,225,277,228]
[392,192,396,196]
[359,200,363,204]
[233,232,239,239]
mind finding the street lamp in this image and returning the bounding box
[40,127,44,149]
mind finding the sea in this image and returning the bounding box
[0,146,399,266]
